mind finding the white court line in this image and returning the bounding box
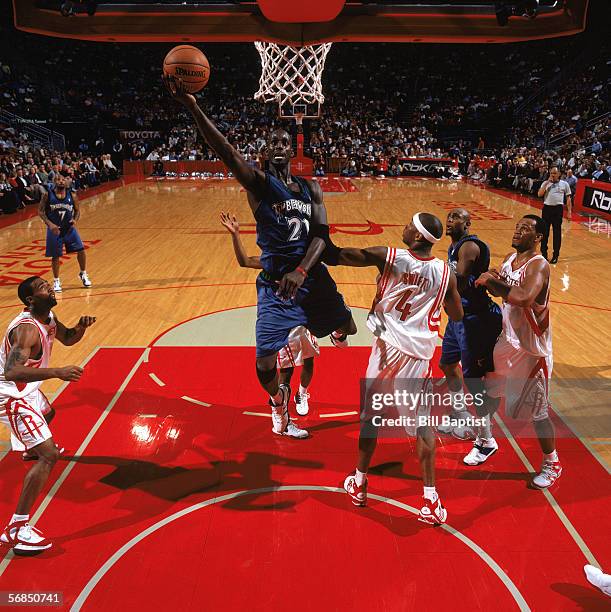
[0,347,147,579]
[243,411,271,418]
[493,413,601,568]
[71,486,529,612]
[180,396,211,407]
[319,411,358,418]
[149,373,165,387]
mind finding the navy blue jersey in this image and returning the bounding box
[255,173,314,277]
[448,234,493,314]
[45,184,75,233]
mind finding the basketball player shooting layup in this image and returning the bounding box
[220,211,319,424]
[0,276,95,554]
[165,76,356,439]
[324,212,463,525]
[469,215,561,489]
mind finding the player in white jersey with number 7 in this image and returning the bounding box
[323,212,463,525]
[467,214,561,489]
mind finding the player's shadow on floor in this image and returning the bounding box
[550,582,610,611]
[56,451,324,542]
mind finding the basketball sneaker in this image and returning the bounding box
[329,331,349,348]
[53,278,62,293]
[280,420,309,439]
[584,565,611,597]
[0,520,52,555]
[79,271,92,288]
[463,436,498,466]
[295,390,310,416]
[418,496,448,526]
[343,471,367,506]
[532,459,562,489]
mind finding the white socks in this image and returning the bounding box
[544,450,559,463]
[10,514,29,524]
[299,384,308,396]
[423,486,438,503]
[355,469,367,486]
[478,417,493,440]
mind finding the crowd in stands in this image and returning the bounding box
[0,124,119,214]
[0,10,608,206]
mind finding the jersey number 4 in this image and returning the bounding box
[394,289,415,321]
[287,217,310,241]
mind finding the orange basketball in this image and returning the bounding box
[163,45,210,93]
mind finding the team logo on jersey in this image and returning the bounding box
[271,199,312,220]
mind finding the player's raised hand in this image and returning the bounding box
[162,75,197,108]
[277,269,306,300]
[220,212,240,235]
[76,316,96,329]
[56,365,83,382]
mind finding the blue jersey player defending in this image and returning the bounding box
[165,76,357,438]
[438,208,502,440]
[38,173,92,293]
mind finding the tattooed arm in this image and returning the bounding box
[54,316,96,347]
[3,323,83,382]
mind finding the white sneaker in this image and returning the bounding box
[584,565,611,597]
[329,331,349,348]
[53,279,62,293]
[295,390,310,416]
[463,436,498,466]
[270,384,290,434]
[278,420,309,439]
[79,271,92,288]
[532,460,562,489]
[0,521,52,555]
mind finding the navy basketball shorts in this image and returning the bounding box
[45,226,84,258]
[256,265,352,358]
[440,303,502,381]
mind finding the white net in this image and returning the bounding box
[254,42,332,111]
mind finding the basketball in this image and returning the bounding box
[163,45,210,93]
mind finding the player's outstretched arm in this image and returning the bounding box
[3,324,83,382]
[220,212,262,269]
[337,246,388,272]
[164,76,266,199]
[443,272,464,322]
[55,316,96,347]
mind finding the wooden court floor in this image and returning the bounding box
[1,176,609,466]
[0,176,610,610]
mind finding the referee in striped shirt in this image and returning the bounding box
[537,166,572,264]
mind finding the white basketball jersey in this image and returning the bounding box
[0,310,56,408]
[498,253,552,357]
[367,247,450,360]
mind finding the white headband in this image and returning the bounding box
[413,213,441,243]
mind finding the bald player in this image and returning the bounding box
[165,76,356,440]
[438,209,502,439]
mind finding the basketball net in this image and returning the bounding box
[254,42,332,118]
